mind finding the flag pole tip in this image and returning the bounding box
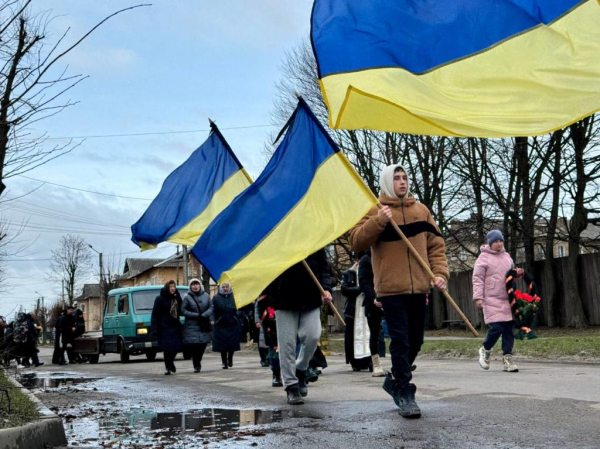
[208,118,215,126]
[294,92,303,100]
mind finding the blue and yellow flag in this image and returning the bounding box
[192,99,378,308]
[311,0,600,137]
[131,124,252,250]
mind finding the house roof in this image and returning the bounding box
[75,284,102,301]
[120,254,184,279]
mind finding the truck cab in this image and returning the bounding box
[75,285,188,363]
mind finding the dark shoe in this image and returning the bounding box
[194,368,200,373]
[260,360,270,367]
[296,370,308,397]
[397,384,421,419]
[305,367,320,383]
[286,384,304,405]
[59,361,68,366]
[410,364,417,372]
[222,363,228,369]
[164,370,171,375]
[170,363,177,373]
[34,362,44,367]
[272,375,283,387]
[382,372,400,407]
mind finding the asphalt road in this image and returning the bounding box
[27,346,600,448]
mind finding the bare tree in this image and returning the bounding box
[48,234,92,305]
[0,1,149,194]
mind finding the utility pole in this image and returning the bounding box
[89,245,105,326]
[182,245,188,285]
[176,245,180,285]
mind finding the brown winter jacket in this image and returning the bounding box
[349,195,449,298]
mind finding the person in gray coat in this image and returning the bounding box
[181,278,213,373]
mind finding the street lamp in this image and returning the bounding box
[89,244,105,327]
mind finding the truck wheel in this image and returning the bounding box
[145,350,157,361]
[119,341,130,363]
[88,354,100,364]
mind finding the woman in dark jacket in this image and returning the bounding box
[211,282,241,369]
[181,278,213,373]
[151,280,183,375]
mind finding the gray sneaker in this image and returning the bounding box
[478,346,491,370]
[502,354,519,372]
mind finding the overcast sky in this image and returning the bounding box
[0,1,314,319]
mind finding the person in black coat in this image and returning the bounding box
[24,312,43,367]
[359,250,386,376]
[151,280,183,375]
[263,248,332,405]
[52,311,66,365]
[210,282,241,369]
[61,306,77,364]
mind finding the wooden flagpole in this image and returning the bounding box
[377,204,478,337]
[302,260,346,327]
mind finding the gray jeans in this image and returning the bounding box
[276,307,321,388]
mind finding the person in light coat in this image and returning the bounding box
[473,230,523,373]
[181,278,213,373]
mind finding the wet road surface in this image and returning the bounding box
[20,347,600,448]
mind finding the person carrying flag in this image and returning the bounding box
[350,163,449,419]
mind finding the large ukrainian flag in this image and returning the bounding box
[192,99,378,308]
[311,0,600,138]
[131,124,252,250]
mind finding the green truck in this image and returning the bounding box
[73,285,189,363]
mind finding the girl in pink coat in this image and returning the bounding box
[472,230,522,372]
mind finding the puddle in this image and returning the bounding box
[17,372,102,389]
[64,406,294,448]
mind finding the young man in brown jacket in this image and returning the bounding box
[350,164,449,418]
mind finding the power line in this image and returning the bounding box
[15,174,154,200]
[36,123,276,141]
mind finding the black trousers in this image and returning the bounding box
[483,321,515,354]
[221,351,234,366]
[163,350,177,370]
[367,306,385,357]
[379,294,427,388]
[187,343,207,369]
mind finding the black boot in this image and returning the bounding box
[272,369,283,387]
[227,352,233,368]
[259,348,269,367]
[285,384,304,405]
[296,369,308,397]
[305,367,320,383]
[382,372,400,407]
[397,384,421,419]
[221,352,228,369]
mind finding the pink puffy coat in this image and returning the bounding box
[472,245,514,324]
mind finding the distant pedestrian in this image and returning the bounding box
[211,282,241,369]
[257,294,282,387]
[254,298,270,367]
[61,306,77,364]
[151,280,184,375]
[473,230,522,373]
[52,311,66,365]
[181,278,213,373]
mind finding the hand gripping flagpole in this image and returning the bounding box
[302,260,346,327]
[377,204,479,337]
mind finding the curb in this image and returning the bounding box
[0,369,67,449]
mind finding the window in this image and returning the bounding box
[558,245,564,257]
[118,294,129,314]
[151,276,157,286]
[80,304,85,313]
[132,288,189,314]
[106,296,116,315]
